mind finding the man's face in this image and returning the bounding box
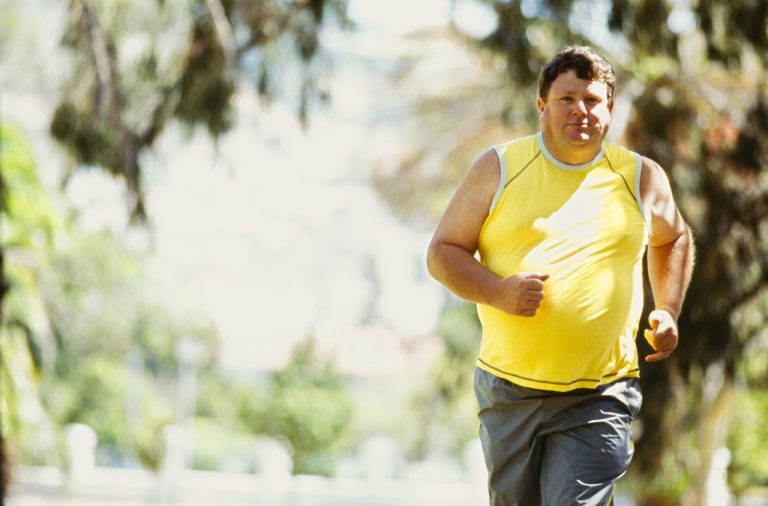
[537,69,613,151]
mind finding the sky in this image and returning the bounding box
[1,0,490,374]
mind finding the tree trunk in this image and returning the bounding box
[1,170,8,504]
[0,428,8,505]
[685,363,735,506]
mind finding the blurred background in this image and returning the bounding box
[1,0,767,505]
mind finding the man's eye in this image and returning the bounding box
[560,97,573,103]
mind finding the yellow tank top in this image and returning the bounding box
[476,133,649,392]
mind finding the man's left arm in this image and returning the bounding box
[640,157,696,362]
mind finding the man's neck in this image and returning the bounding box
[540,131,603,166]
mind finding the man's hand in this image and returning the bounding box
[491,272,549,317]
[643,309,679,362]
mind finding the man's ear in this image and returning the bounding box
[537,95,545,113]
[608,99,614,112]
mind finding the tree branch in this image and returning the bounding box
[76,0,146,220]
[78,0,113,116]
[203,0,236,67]
[234,4,300,59]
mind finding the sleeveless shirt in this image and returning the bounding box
[476,133,649,392]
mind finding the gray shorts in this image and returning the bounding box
[474,368,642,506]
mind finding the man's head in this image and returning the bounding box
[536,46,615,164]
[538,46,616,105]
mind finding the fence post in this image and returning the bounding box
[64,423,97,491]
[160,424,188,503]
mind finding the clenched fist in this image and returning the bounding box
[491,272,549,317]
[644,309,679,362]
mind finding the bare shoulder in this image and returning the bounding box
[639,156,687,246]
[465,147,502,198]
[442,147,502,218]
[639,156,672,205]
[429,147,501,252]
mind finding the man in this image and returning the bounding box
[426,46,694,505]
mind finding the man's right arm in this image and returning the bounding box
[426,149,548,317]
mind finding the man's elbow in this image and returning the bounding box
[677,225,695,257]
[426,241,444,281]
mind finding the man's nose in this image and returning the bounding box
[571,100,587,115]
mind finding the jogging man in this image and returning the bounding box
[427,46,694,505]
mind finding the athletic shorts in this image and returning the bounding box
[474,367,642,506]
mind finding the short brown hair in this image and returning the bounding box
[538,46,616,104]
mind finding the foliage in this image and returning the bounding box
[189,369,255,472]
[405,301,481,459]
[728,389,768,495]
[238,338,354,476]
[51,0,350,220]
[190,417,258,473]
[6,198,236,472]
[0,124,59,474]
[3,0,351,484]
[368,27,524,230]
[50,356,127,457]
[33,224,220,468]
[126,403,170,471]
[623,56,768,506]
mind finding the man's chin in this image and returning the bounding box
[566,133,591,144]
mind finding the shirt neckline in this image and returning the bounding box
[536,131,605,171]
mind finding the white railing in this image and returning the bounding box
[10,465,489,505]
[9,423,490,505]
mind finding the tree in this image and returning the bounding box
[0,124,59,498]
[50,0,350,221]
[238,338,354,476]
[405,302,482,460]
[623,63,768,506]
[38,227,222,468]
[1,0,350,491]
[373,1,768,503]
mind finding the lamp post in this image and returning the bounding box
[174,335,204,468]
